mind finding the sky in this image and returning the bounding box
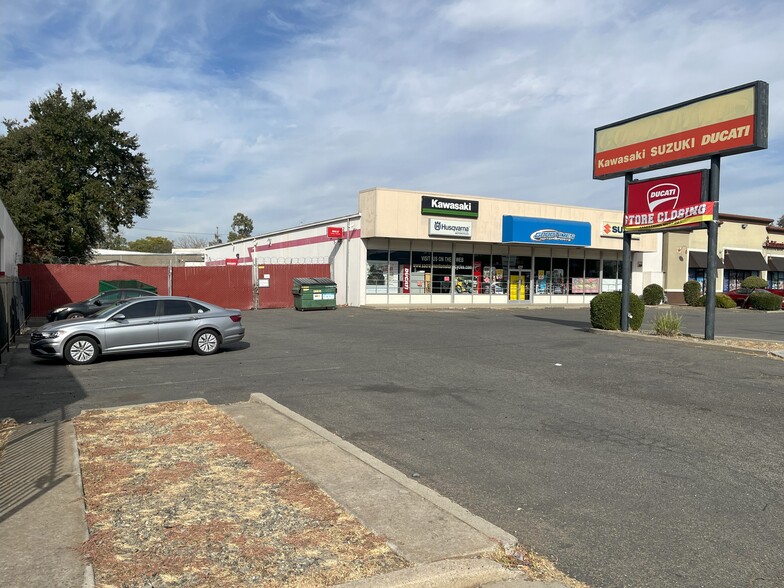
[2,0,783,243]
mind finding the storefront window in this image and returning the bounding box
[724,270,757,291]
[389,250,410,294]
[366,249,391,294]
[602,258,621,292]
[551,257,568,294]
[430,251,453,294]
[492,254,508,295]
[534,255,551,295]
[473,253,493,293]
[454,250,474,295]
[770,272,784,290]
[411,250,432,294]
[568,257,587,294]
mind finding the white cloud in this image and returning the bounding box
[2,0,783,240]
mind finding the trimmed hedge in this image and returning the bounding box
[642,283,665,305]
[741,276,768,289]
[695,293,737,308]
[748,290,783,311]
[683,280,702,306]
[590,291,645,331]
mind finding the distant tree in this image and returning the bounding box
[777,214,784,228]
[227,212,254,241]
[174,234,209,249]
[128,235,173,253]
[97,230,129,250]
[0,86,156,261]
[209,227,223,246]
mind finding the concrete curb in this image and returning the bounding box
[221,394,555,588]
[246,393,518,551]
[587,327,782,359]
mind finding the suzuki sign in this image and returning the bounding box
[594,81,768,179]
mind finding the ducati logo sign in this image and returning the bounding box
[647,183,679,211]
[625,170,715,233]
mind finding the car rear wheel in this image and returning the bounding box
[66,312,84,319]
[64,336,99,365]
[193,329,220,355]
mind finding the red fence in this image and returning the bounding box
[258,264,332,309]
[19,264,255,316]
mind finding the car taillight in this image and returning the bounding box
[230,314,242,323]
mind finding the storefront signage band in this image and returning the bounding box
[502,216,591,246]
[421,195,479,219]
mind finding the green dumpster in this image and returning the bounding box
[99,280,157,293]
[292,278,337,310]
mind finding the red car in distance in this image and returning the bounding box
[725,287,784,309]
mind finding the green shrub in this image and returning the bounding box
[642,283,665,305]
[683,280,702,306]
[716,293,737,308]
[741,276,768,289]
[748,290,783,311]
[653,310,682,336]
[590,291,645,331]
[695,293,737,308]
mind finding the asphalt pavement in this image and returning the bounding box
[1,304,783,587]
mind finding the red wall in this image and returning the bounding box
[258,264,332,308]
[19,264,255,316]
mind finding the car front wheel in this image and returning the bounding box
[193,329,220,356]
[66,312,84,319]
[64,336,99,365]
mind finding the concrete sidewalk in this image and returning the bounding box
[0,391,567,588]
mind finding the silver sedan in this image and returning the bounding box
[30,296,245,365]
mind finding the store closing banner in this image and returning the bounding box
[625,170,715,233]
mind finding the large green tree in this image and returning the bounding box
[128,236,173,253]
[227,212,254,241]
[0,86,156,261]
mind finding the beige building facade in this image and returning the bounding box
[654,214,784,303]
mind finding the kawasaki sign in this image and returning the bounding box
[421,195,479,219]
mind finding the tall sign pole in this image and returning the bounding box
[621,173,632,331]
[705,156,721,339]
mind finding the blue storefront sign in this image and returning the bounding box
[502,216,592,246]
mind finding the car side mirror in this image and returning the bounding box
[112,314,126,322]
[95,300,102,306]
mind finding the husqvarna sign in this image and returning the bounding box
[428,218,473,238]
[593,81,768,179]
[625,170,715,233]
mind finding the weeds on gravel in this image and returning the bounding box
[653,310,682,337]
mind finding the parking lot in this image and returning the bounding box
[2,305,783,588]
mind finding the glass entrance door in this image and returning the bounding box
[508,270,531,302]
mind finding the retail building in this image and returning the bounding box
[205,188,661,307]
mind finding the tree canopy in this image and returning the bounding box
[127,236,173,253]
[777,214,784,228]
[228,212,254,241]
[0,86,156,261]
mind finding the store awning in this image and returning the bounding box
[688,251,723,269]
[723,249,768,271]
[769,256,784,272]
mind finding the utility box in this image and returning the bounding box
[99,280,158,293]
[292,278,337,311]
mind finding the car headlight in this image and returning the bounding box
[38,330,66,339]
